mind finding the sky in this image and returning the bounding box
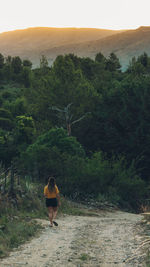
[1,0,150,33]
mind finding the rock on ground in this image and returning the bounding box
[0,209,147,267]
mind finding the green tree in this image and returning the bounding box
[106,53,121,72]
[80,57,96,80]
[0,53,4,69]
[0,108,14,131]
[39,55,50,75]
[95,52,106,64]
[23,59,32,68]
[137,52,148,68]
[3,56,12,80]
[51,103,90,136]
[52,55,75,83]
[11,56,22,74]
[0,130,15,168]
[22,128,85,180]
[14,115,36,151]
[21,67,32,87]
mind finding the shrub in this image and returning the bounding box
[22,128,85,182]
[61,152,147,210]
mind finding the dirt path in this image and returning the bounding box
[0,209,147,267]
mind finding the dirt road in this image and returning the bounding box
[0,209,147,266]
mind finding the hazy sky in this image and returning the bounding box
[1,0,150,33]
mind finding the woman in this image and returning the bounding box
[44,177,60,227]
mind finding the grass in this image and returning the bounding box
[0,181,47,258]
[59,196,104,217]
[0,215,43,258]
[0,198,83,259]
[59,197,89,216]
[0,181,90,259]
[0,178,103,259]
[79,253,90,261]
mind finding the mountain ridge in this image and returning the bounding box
[0,26,150,68]
[0,27,125,66]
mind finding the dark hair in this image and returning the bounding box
[48,177,56,193]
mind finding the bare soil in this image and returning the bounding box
[0,208,147,267]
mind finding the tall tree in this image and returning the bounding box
[0,53,4,69]
[11,56,22,74]
[106,52,121,72]
[51,103,90,136]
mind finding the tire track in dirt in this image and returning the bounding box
[0,210,146,267]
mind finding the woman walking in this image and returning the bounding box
[44,177,60,227]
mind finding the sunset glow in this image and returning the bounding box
[1,0,150,33]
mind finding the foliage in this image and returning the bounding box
[0,51,150,211]
[51,103,91,135]
[22,128,85,181]
[0,183,45,258]
[60,152,146,210]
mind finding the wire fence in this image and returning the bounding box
[0,166,20,194]
[141,199,150,212]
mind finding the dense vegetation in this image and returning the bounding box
[0,51,150,211]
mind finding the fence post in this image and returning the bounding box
[10,165,14,194]
[4,170,7,192]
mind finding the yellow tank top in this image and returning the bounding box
[44,185,59,199]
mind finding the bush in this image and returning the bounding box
[60,152,147,210]
[22,128,85,182]
[20,129,147,211]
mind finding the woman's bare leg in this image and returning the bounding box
[53,207,58,221]
[48,207,53,226]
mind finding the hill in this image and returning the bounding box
[42,26,150,69]
[0,27,123,66]
[0,26,150,68]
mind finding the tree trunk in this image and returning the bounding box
[67,123,71,136]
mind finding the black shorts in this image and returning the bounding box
[46,198,58,207]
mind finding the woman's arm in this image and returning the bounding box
[44,187,47,198]
[56,194,61,206]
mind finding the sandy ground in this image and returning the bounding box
[0,209,147,267]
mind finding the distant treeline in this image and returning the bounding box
[0,51,150,210]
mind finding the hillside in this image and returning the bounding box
[0,26,150,69]
[42,26,150,69]
[0,27,122,66]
